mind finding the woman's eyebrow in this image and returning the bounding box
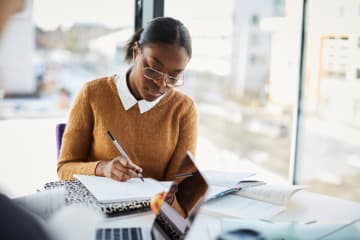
[149,56,184,72]
[150,55,164,66]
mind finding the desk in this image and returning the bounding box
[94,190,360,239]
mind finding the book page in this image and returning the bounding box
[202,170,255,187]
[202,194,285,219]
[235,184,306,205]
[74,175,167,203]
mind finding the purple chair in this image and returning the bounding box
[55,123,66,159]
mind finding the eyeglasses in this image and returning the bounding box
[139,51,184,88]
[143,65,184,87]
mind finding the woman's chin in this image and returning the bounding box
[144,90,162,101]
[145,95,159,101]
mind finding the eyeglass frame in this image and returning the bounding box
[138,47,185,88]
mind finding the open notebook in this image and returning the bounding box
[74,174,168,203]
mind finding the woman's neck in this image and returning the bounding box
[127,68,142,100]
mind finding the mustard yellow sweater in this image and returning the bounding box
[57,76,198,181]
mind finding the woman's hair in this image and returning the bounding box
[124,17,192,62]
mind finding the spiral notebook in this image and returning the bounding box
[43,178,158,217]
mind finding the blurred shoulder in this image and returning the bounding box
[83,75,116,92]
[172,89,196,108]
[170,89,197,116]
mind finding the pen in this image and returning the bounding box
[206,180,265,202]
[207,188,238,201]
[107,130,144,182]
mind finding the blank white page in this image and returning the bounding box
[74,175,168,203]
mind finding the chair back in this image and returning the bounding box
[56,123,66,159]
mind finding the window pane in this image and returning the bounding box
[297,0,360,201]
[33,0,134,107]
[166,0,303,181]
[0,0,134,196]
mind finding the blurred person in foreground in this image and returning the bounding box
[0,0,51,239]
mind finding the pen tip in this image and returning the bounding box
[107,130,115,140]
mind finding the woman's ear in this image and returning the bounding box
[132,42,139,60]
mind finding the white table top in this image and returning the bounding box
[96,190,360,239]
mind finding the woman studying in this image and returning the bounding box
[57,17,198,182]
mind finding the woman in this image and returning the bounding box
[58,17,198,182]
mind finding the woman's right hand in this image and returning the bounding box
[95,156,143,181]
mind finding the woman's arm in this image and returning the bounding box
[57,83,96,180]
[163,100,198,180]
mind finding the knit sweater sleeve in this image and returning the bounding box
[163,100,198,180]
[57,82,98,180]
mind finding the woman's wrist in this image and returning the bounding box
[95,161,105,176]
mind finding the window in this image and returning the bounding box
[321,36,348,80]
[337,5,345,17]
[251,15,259,26]
[296,0,360,201]
[33,0,134,103]
[166,0,303,182]
[0,0,134,196]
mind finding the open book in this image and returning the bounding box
[74,174,167,203]
[202,183,306,219]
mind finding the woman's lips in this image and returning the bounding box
[147,88,161,97]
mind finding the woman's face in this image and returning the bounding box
[0,0,25,35]
[129,43,189,101]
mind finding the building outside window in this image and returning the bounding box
[297,0,360,201]
[0,0,134,196]
[166,0,302,183]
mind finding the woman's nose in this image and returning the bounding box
[153,75,168,88]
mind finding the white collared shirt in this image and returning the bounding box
[115,73,165,114]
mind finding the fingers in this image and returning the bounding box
[113,158,138,178]
[118,157,143,174]
[108,156,142,181]
[110,167,132,181]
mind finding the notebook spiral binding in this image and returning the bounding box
[43,179,150,217]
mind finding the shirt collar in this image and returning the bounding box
[115,72,164,114]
